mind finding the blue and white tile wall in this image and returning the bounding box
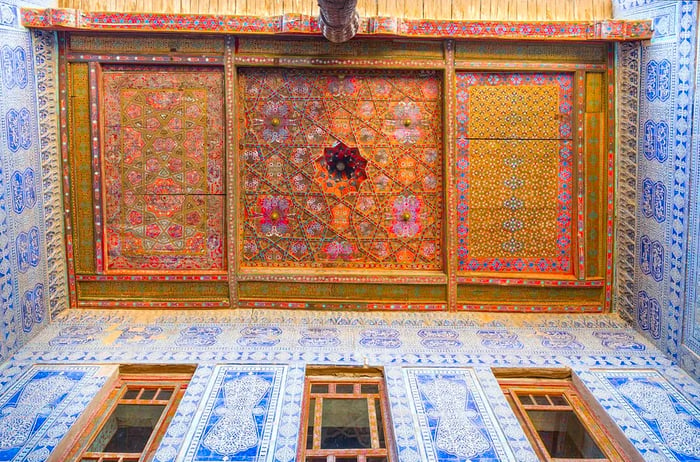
[0,309,695,461]
[614,0,700,378]
[0,364,110,462]
[0,0,66,364]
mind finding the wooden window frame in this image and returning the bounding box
[298,369,395,462]
[499,377,626,462]
[67,367,192,462]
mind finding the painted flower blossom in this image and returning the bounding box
[254,101,295,144]
[258,196,291,237]
[392,196,422,238]
[390,101,424,144]
[324,240,354,260]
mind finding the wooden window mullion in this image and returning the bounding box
[313,395,323,450]
[367,396,380,449]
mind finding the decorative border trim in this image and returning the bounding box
[456,304,603,312]
[21,8,652,41]
[65,52,223,64]
[238,300,448,311]
[585,368,700,462]
[77,300,230,308]
[0,364,104,462]
[31,30,68,320]
[238,273,446,285]
[457,277,604,286]
[75,274,228,281]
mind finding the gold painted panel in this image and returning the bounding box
[101,66,226,272]
[239,282,446,301]
[69,34,225,54]
[237,38,444,59]
[238,68,444,271]
[464,80,568,140]
[467,139,568,260]
[69,62,96,274]
[456,42,607,63]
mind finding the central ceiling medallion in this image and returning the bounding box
[315,141,367,197]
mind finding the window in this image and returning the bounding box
[498,372,627,462]
[299,367,394,462]
[67,365,194,462]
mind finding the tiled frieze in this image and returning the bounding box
[0,0,65,363]
[613,0,699,377]
[403,367,537,461]
[0,310,698,460]
[177,364,287,462]
[582,369,700,462]
[0,364,109,462]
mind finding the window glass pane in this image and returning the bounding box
[311,384,328,394]
[306,397,315,450]
[534,395,550,405]
[361,384,379,394]
[123,389,140,399]
[336,384,355,394]
[375,399,386,448]
[140,389,157,400]
[321,398,371,449]
[156,389,173,401]
[550,394,568,406]
[526,409,606,459]
[517,393,534,405]
[88,404,166,453]
[367,458,388,462]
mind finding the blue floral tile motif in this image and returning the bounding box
[360,328,401,349]
[403,367,517,462]
[641,178,666,222]
[384,366,422,462]
[476,329,523,349]
[642,119,669,162]
[592,331,646,351]
[591,370,700,462]
[417,328,462,349]
[176,326,222,347]
[48,325,103,347]
[5,107,31,152]
[0,364,103,462]
[238,326,282,347]
[537,330,583,350]
[179,365,287,462]
[299,327,340,347]
[0,3,18,28]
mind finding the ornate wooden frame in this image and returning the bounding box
[499,377,629,462]
[298,370,395,462]
[54,23,623,311]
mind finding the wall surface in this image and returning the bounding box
[55,0,612,21]
[614,0,700,378]
[0,0,66,363]
[0,309,699,462]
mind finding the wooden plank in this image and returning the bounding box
[357,0,377,17]
[404,0,422,19]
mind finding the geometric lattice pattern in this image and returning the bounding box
[456,72,573,273]
[102,67,225,271]
[239,69,443,270]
